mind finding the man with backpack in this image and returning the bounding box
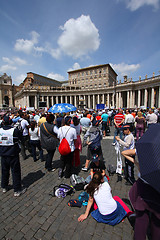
[82,120,103,172]
[58,117,77,179]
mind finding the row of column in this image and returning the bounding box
[24,86,160,109]
[116,86,160,109]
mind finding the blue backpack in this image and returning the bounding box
[89,130,102,152]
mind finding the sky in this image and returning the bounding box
[0,0,160,85]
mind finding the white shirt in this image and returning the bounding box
[21,119,29,136]
[125,114,134,124]
[94,182,117,215]
[29,127,39,141]
[58,126,77,152]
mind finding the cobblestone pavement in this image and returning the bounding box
[0,126,136,240]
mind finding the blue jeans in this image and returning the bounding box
[30,140,44,162]
[45,149,56,171]
[113,127,123,143]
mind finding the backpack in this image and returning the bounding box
[70,174,85,191]
[78,192,89,206]
[52,183,74,198]
[14,118,23,133]
[58,128,71,155]
[107,164,116,176]
[89,130,101,152]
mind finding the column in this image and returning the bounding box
[138,90,141,108]
[107,94,109,108]
[47,96,49,108]
[144,89,147,108]
[93,94,95,109]
[24,95,27,108]
[151,87,154,108]
[0,89,2,107]
[74,95,77,108]
[132,91,135,108]
[119,92,121,108]
[35,95,38,109]
[61,96,63,103]
[159,87,160,108]
[56,96,58,104]
[102,94,104,104]
[127,91,130,108]
[88,95,91,108]
[130,91,133,108]
[83,95,87,106]
[70,95,72,104]
[116,92,119,109]
[97,94,100,104]
[112,93,114,108]
[26,95,29,107]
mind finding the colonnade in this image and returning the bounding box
[22,85,160,110]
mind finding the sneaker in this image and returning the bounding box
[49,168,56,172]
[2,188,8,193]
[14,188,27,197]
[82,167,88,172]
[112,143,116,146]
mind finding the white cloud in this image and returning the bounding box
[68,62,81,72]
[14,31,40,54]
[0,64,17,72]
[124,0,159,11]
[47,72,65,81]
[14,57,27,65]
[110,62,140,78]
[13,74,26,85]
[0,56,27,74]
[57,15,100,58]
[2,57,14,65]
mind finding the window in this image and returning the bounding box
[4,80,7,84]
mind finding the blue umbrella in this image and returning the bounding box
[48,103,77,113]
[136,124,160,193]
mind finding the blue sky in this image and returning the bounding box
[0,0,160,85]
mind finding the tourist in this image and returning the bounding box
[135,111,146,141]
[112,109,125,146]
[0,116,26,197]
[116,124,135,185]
[146,108,157,127]
[80,112,91,144]
[85,154,108,184]
[78,171,127,225]
[101,110,109,137]
[70,116,82,167]
[40,114,59,172]
[124,109,135,132]
[82,120,103,172]
[38,113,46,127]
[58,117,77,178]
[29,121,44,162]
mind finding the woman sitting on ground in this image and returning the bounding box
[78,171,127,225]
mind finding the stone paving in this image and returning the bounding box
[0,126,136,240]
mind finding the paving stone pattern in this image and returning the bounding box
[0,126,138,240]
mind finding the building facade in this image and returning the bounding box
[11,64,160,109]
[0,73,13,108]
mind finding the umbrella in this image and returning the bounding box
[48,103,77,113]
[136,124,160,193]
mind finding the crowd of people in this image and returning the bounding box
[0,106,160,239]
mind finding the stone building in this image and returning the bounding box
[0,73,13,108]
[8,64,160,109]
